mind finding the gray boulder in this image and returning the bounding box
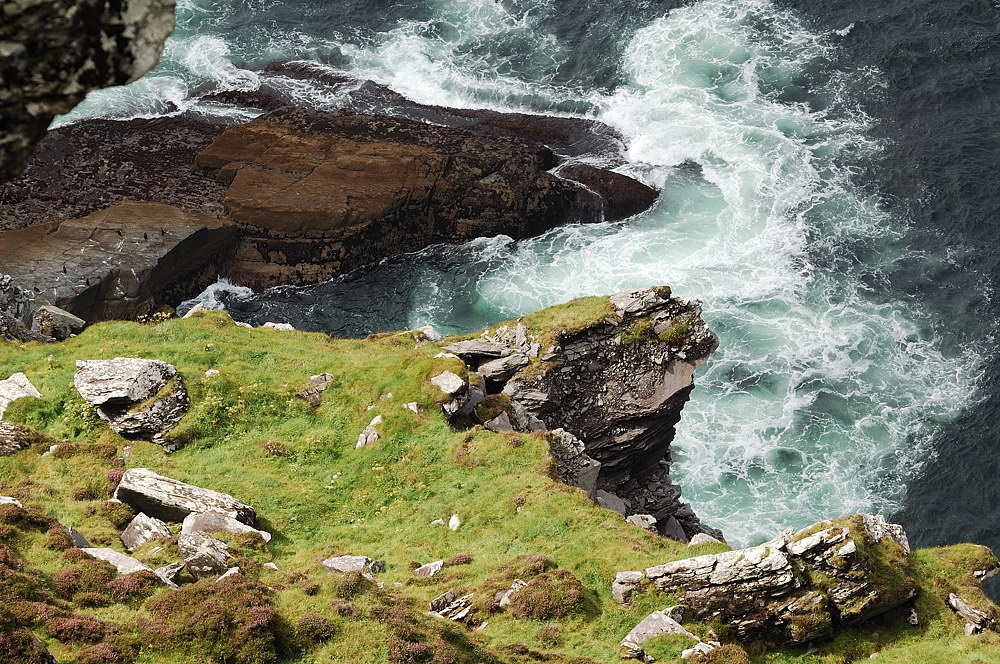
[74,358,189,441]
[612,571,645,605]
[321,555,382,574]
[622,610,698,646]
[182,511,271,543]
[178,532,231,579]
[80,547,178,588]
[32,305,85,340]
[113,468,257,526]
[296,373,333,407]
[441,340,509,359]
[413,560,444,578]
[0,372,42,420]
[121,512,171,551]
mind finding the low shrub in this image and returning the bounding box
[537,623,561,647]
[43,524,73,550]
[331,600,360,617]
[106,571,159,603]
[98,501,135,529]
[296,612,337,643]
[333,570,369,599]
[144,577,282,664]
[508,569,586,621]
[45,615,110,643]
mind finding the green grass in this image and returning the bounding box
[0,304,997,663]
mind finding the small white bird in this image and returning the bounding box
[448,513,461,531]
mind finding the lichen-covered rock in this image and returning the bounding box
[321,555,381,574]
[0,0,176,183]
[113,468,257,526]
[621,610,698,646]
[0,422,36,457]
[178,532,231,579]
[0,372,42,420]
[626,515,919,645]
[74,357,189,442]
[81,547,157,577]
[31,305,85,340]
[121,512,171,551]
[181,511,271,543]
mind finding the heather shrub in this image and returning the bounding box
[701,644,752,664]
[445,553,472,566]
[144,578,281,664]
[106,571,159,603]
[387,640,433,663]
[52,560,116,599]
[73,592,111,608]
[537,623,561,647]
[43,524,73,550]
[98,501,135,529]
[296,612,337,643]
[508,569,587,621]
[331,600,360,617]
[106,469,124,495]
[0,608,53,664]
[333,570,369,598]
[45,615,110,643]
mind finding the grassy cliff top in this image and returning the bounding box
[0,304,997,664]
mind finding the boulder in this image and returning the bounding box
[296,373,334,407]
[558,163,660,222]
[321,555,381,574]
[356,415,382,448]
[0,0,176,183]
[413,560,444,578]
[612,571,645,605]
[154,561,187,586]
[477,353,530,385]
[632,515,919,644]
[0,422,36,457]
[621,610,698,646]
[497,579,528,608]
[178,532,232,579]
[81,547,156,577]
[74,358,189,441]
[195,107,604,289]
[626,514,659,533]
[430,591,456,612]
[0,496,23,508]
[121,513,172,551]
[546,429,602,499]
[66,527,91,549]
[113,468,258,526]
[441,340,510,359]
[181,511,272,543]
[32,305,85,340]
[0,372,42,420]
[689,533,723,546]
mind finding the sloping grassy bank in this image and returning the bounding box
[0,306,997,663]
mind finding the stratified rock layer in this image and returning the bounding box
[0,0,176,182]
[0,201,235,322]
[113,468,257,527]
[196,106,608,289]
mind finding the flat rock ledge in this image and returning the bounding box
[615,514,924,645]
[431,285,721,542]
[113,468,257,527]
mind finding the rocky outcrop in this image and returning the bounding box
[0,202,236,323]
[177,532,232,579]
[432,286,720,541]
[74,358,189,443]
[0,422,36,456]
[181,512,272,543]
[113,468,258,526]
[0,0,176,183]
[0,372,42,420]
[195,106,609,289]
[618,515,920,645]
[545,429,601,500]
[120,512,171,551]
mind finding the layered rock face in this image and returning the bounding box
[434,287,720,541]
[617,515,925,646]
[196,106,620,289]
[0,201,235,322]
[0,0,177,182]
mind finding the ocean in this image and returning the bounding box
[56,0,1000,581]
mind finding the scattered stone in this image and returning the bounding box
[612,571,645,605]
[178,532,231,579]
[413,560,444,578]
[296,372,334,407]
[546,428,601,499]
[32,305,85,340]
[0,372,42,420]
[322,555,382,574]
[262,322,294,330]
[948,593,997,634]
[863,513,911,554]
[216,567,242,582]
[431,371,466,396]
[483,411,514,432]
[449,514,461,531]
[497,579,528,608]
[430,591,455,612]
[114,467,257,526]
[682,642,717,659]
[414,325,442,342]
[689,533,723,546]
[263,562,279,571]
[66,527,91,548]
[662,516,690,543]
[626,514,658,533]
[182,302,207,318]
[621,610,698,646]
[204,369,220,377]
[403,402,421,414]
[431,592,476,623]
[908,607,919,626]
[182,511,272,543]
[120,512,171,551]
[74,358,189,441]
[356,415,382,448]
[154,561,186,586]
[0,496,23,508]
[430,519,445,526]
[81,547,156,576]
[0,422,35,456]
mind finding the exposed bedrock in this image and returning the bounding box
[435,286,721,541]
[0,201,235,323]
[0,0,177,183]
[195,106,655,289]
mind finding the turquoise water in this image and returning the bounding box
[57,0,990,547]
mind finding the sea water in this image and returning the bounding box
[56,0,1000,557]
